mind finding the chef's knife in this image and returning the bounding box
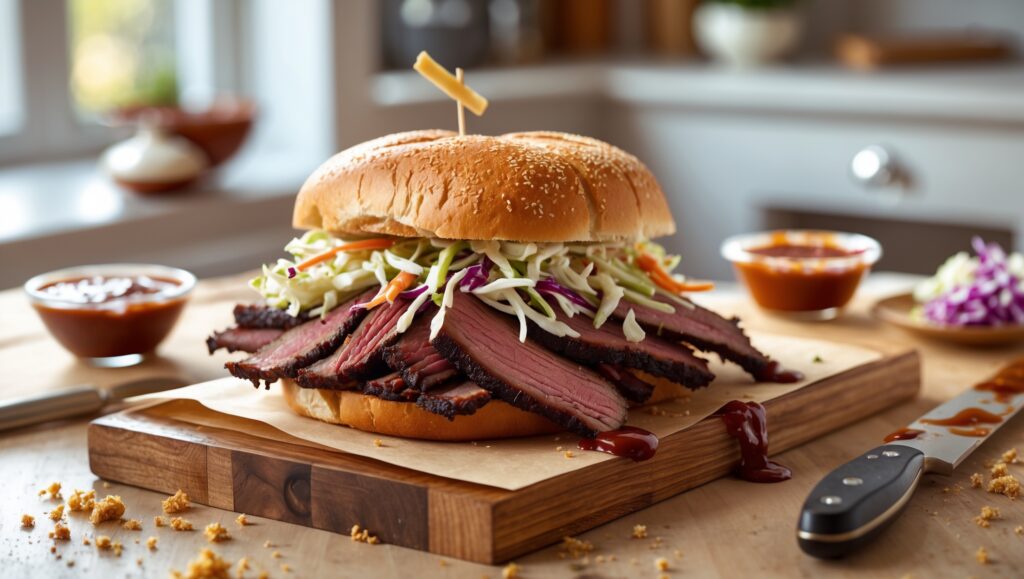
[0,377,186,432]
[797,382,1023,558]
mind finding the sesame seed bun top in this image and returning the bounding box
[292,130,676,242]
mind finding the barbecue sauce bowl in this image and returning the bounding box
[721,230,882,321]
[24,264,196,367]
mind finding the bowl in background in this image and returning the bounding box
[721,230,882,321]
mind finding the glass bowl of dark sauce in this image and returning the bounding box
[24,264,196,367]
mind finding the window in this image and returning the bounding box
[68,0,178,117]
[0,0,22,136]
[0,0,228,165]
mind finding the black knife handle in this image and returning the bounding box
[797,444,925,559]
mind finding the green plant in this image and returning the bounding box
[704,0,797,8]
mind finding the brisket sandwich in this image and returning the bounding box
[208,130,787,440]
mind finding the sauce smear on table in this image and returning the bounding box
[756,361,804,383]
[716,400,792,483]
[578,426,659,461]
[883,427,925,442]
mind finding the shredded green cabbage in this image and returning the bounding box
[249,231,702,342]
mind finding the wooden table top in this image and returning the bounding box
[1,272,1022,578]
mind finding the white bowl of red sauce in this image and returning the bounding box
[721,230,882,320]
[24,264,196,367]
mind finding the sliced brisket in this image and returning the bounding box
[528,311,713,389]
[431,294,627,436]
[382,314,458,390]
[295,299,412,389]
[225,289,374,387]
[206,327,282,354]
[596,364,655,404]
[416,381,491,420]
[363,372,419,402]
[613,297,772,380]
[233,304,311,330]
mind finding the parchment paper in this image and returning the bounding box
[137,333,881,490]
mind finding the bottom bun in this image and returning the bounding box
[281,379,562,441]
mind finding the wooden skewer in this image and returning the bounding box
[456,67,466,136]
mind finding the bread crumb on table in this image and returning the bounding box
[170,548,232,579]
[147,536,158,550]
[655,557,670,571]
[563,450,575,459]
[974,506,1001,528]
[987,475,1021,499]
[204,522,231,543]
[235,514,249,527]
[632,524,648,539]
[976,546,989,565]
[263,540,274,548]
[50,522,70,541]
[21,514,35,528]
[122,518,142,531]
[163,489,191,514]
[1014,525,1023,535]
[560,536,594,559]
[970,473,984,488]
[281,563,292,573]
[502,562,521,578]
[235,557,250,578]
[1002,448,1018,464]
[373,438,384,447]
[49,504,65,521]
[171,517,194,531]
[271,551,282,559]
[350,524,380,545]
[89,495,126,525]
[155,516,167,527]
[40,482,62,500]
[95,535,112,550]
[67,489,96,512]
[991,462,1009,478]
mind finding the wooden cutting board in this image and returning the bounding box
[88,348,919,564]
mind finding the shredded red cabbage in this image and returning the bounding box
[459,257,493,291]
[922,237,1024,326]
[536,278,596,311]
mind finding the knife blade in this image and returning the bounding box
[0,377,187,432]
[796,374,1023,558]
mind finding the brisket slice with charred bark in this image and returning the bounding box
[528,310,713,389]
[296,299,412,389]
[381,314,458,390]
[233,304,312,330]
[225,289,374,387]
[363,372,418,402]
[595,364,655,404]
[416,381,491,420]
[431,294,627,436]
[207,327,282,354]
[614,297,772,380]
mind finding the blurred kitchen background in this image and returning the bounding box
[1,0,1022,289]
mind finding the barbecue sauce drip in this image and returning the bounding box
[716,400,792,483]
[578,426,659,461]
[883,427,925,443]
[974,359,1024,403]
[920,407,1003,427]
[756,361,804,384]
[948,426,990,437]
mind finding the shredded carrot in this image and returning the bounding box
[296,238,396,271]
[635,253,714,294]
[363,271,420,310]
